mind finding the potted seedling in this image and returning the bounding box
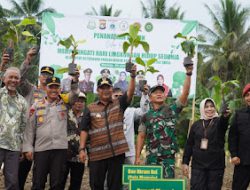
[58,35,86,75]
[135,57,159,91]
[174,33,205,67]
[117,23,149,72]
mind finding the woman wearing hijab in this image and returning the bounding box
[182,98,230,190]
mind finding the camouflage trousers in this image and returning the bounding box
[146,154,175,178]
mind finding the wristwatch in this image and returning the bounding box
[78,147,85,153]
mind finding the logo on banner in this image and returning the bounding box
[109,21,117,30]
[87,20,96,30]
[145,22,153,32]
[99,19,106,30]
[119,21,128,31]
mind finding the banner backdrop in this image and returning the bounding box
[40,13,198,97]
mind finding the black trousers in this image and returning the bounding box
[0,148,20,190]
[18,158,32,190]
[190,168,224,190]
[61,161,85,190]
[89,154,125,190]
[32,149,67,190]
[232,165,250,190]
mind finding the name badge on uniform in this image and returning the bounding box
[123,124,127,131]
[96,113,101,118]
[200,138,208,150]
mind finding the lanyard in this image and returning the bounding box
[202,119,214,138]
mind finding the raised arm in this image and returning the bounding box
[179,65,194,105]
[0,51,10,86]
[19,48,37,97]
[126,64,137,103]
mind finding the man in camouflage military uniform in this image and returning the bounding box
[17,48,55,190]
[0,65,27,189]
[135,65,193,178]
[79,68,94,93]
[23,77,68,190]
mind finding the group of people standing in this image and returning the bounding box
[181,85,250,190]
[0,46,249,190]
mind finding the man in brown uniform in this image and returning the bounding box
[79,66,137,190]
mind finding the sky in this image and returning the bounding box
[1,0,250,31]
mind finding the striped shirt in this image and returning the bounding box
[81,93,129,161]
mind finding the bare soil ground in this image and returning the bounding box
[0,155,249,190]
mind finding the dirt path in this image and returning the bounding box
[0,156,249,190]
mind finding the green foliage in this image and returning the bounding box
[117,23,158,76]
[86,4,122,17]
[56,65,81,74]
[117,23,149,58]
[58,34,86,65]
[42,12,64,35]
[174,33,205,57]
[86,92,97,105]
[199,0,250,84]
[9,0,56,19]
[141,0,185,19]
[135,57,159,75]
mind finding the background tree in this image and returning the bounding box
[9,0,55,19]
[198,0,250,86]
[86,4,121,17]
[141,0,185,19]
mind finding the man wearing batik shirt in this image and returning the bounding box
[135,65,193,178]
[0,65,27,189]
[61,92,86,190]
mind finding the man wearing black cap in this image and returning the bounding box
[135,65,193,178]
[79,68,94,93]
[16,48,55,190]
[23,77,68,189]
[229,83,250,190]
[79,65,137,190]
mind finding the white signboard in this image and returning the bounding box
[40,13,198,97]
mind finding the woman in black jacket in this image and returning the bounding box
[182,98,230,190]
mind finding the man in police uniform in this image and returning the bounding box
[23,77,68,190]
[79,68,94,93]
[18,48,55,190]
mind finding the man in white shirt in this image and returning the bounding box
[112,86,149,164]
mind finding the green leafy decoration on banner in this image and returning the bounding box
[181,21,198,36]
[86,93,97,105]
[42,12,64,35]
[51,64,63,79]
